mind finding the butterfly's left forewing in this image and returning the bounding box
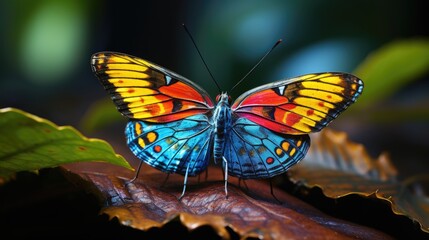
[232,73,363,135]
[91,52,214,122]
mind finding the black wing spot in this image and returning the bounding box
[262,106,275,120]
[172,99,183,112]
[164,75,179,85]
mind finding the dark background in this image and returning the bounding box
[1,0,428,181]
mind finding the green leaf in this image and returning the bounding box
[0,107,133,179]
[353,38,429,109]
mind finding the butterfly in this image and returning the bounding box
[91,51,363,199]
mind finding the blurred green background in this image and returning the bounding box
[1,0,428,180]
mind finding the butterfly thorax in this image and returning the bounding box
[213,93,232,162]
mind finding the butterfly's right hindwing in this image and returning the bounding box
[126,114,213,176]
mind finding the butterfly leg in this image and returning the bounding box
[197,169,209,184]
[238,178,249,192]
[160,173,170,188]
[178,163,191,201]
[269,179,282,204]
[223,156,228,198]
[205,168,209,181]
[128,161,144,183]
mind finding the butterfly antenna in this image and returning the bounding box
[230,39,282,92]
[183,24,222,93]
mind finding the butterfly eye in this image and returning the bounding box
[215,94,221,102]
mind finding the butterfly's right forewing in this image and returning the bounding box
[91,52,214,123]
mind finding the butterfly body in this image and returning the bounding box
[91,52,363,197]
[212,93,232,163]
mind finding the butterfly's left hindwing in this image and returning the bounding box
[126,114,213,175]
[91,52,214,122]
[225,118,310,179]
[232,73,363,135]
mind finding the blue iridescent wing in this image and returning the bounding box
[126,114,213,176]
[224,117,310,179]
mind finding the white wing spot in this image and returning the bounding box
[165,75,172,85]
[277,86,285,95]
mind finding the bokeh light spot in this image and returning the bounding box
[19,1,87,85]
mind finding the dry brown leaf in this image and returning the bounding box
[61,162,392,239]
[288,128,429,233]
